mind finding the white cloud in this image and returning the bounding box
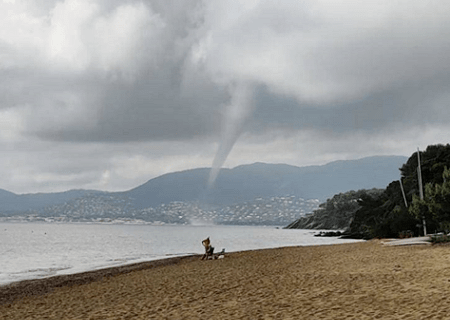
[0,1,47,68]
[0,108,24,141]
[0,0,169,78]
[89,2,166,77]
[46,0,168,78]
[47,0,98,71]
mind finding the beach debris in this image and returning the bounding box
[393,264,402,272]
[381,236,431,246]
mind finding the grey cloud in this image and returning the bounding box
[2,0,227,143]
[249,76,450,139]
[4,0,450,145]
[2,0,450,193]
[28,66,227,142]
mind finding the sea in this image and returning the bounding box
[0,223,362,286]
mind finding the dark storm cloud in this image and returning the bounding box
[3,0,450,144]
[31,67,228,142]
[251,76,450,137]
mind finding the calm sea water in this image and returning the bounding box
[0,223,362,285]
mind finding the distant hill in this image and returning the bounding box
[0,189,102,213]
[0,156,408,219]
[124,155,408,208]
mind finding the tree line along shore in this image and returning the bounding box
[287,143,450,241]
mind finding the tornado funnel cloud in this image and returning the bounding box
[207,127,240,188]
[207,83,255,188]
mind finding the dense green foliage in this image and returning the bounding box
[430,233,450,244]
[285,189,382,230]
[349,144,450,239]
[349,181,419,238]
[410,167,450,233]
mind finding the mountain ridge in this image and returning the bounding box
[0,155,408,218]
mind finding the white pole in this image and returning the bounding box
[399,178,408,208]
[417,148,427,235]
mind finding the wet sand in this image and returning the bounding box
[2,241,450,319]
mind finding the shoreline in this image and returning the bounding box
[1,223,364,289]
[0,253,203,305]
[0,242,343,305]
[0,242,355,306]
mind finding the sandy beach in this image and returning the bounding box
[1,241,450,319]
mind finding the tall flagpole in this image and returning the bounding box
[417,148,427,235]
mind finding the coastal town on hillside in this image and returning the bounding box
[0,194,320,226]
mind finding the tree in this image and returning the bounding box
[296,144,450,239]
[411,167,450,233]
[350,144,450,238]
[349,181,418,238]
[400,144,450,199]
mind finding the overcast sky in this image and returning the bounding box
[1,0,450,194]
